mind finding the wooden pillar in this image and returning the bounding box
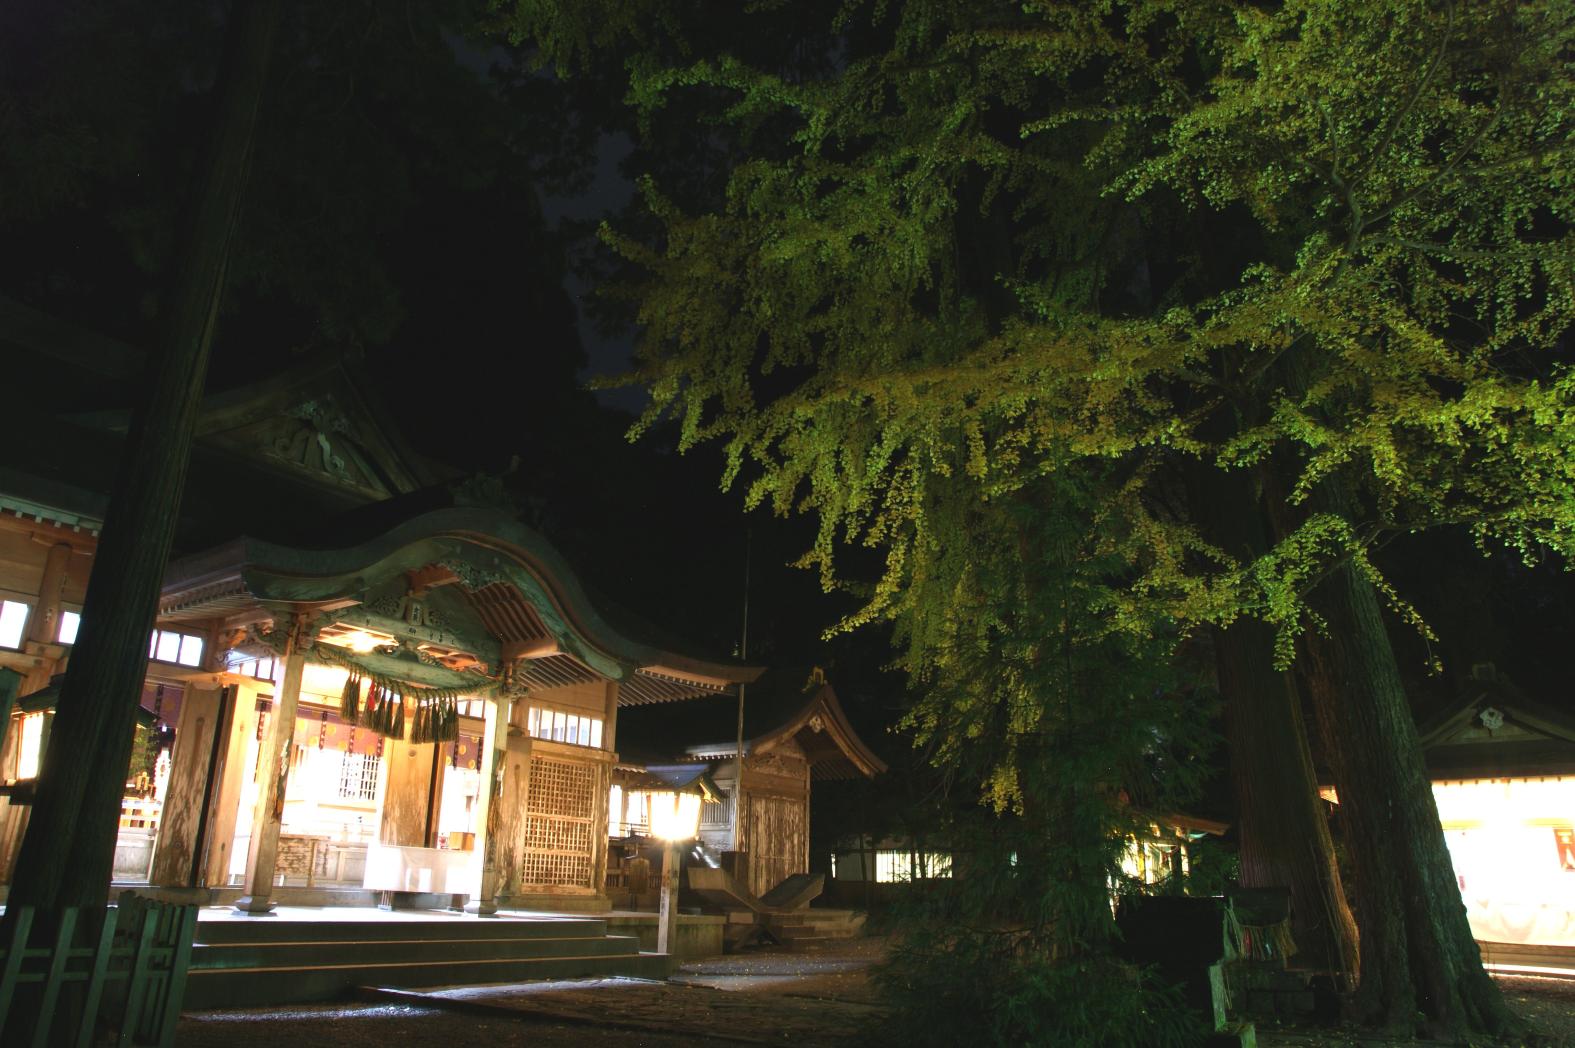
[495,732,532,900]
[234,617,307,914]
[202,680,259,886]
[590,758,612,898]
[656,838,680,954]
[0,669,18,759]
[463,694,506,916]
[25,542,72,647]
[602,680,619,754]
[148,681,224,886]
[0,669,23,883]
[378,719,433,847]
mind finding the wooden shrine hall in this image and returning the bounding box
[0,505,761,915]
[0,295,801,921]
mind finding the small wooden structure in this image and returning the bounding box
[617,672,886,901]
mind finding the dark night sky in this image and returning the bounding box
[4,2,1569,786]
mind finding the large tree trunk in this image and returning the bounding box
[1214,621,1357,973]
[5,0,280,927]
[1295,476,1516,1038]
[1190,461,1358,978]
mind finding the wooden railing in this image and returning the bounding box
[0,892,197,1047]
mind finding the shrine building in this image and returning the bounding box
[0,298,885,924]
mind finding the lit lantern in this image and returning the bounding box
[626,784,707,957]
[647,790,703,842]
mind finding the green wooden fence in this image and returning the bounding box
[0,893,197,1047]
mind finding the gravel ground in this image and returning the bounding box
[177,939,1575,1048]
[177,939,886,1048]
[180,1003,730,1047]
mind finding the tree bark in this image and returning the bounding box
[5,0,280,926]
[1295,475,1517,1038]
[1214,621,1357,972]
[1188,456,1358,978]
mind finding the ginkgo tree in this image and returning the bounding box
[505,0,1575,1037]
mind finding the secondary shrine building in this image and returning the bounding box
[0,297,887,915]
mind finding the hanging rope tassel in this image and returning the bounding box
[341,672,362,724]
[439,695,458,742]
[392,689,406,739]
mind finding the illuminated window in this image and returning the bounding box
[16,712,44,779]
[0,601,29,649]
[872,850,953,883]
[526,705,604,749]
[225,655,276,680]
[57,611,80,645]
[148,629,204,667]
[700,790,732,827]
[337,751,382,801]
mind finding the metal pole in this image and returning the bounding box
[731,531,750,851]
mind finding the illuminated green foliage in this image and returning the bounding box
[504,0,1572,1036]
[507,0,1574,675]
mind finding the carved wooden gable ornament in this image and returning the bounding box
[208,393,396,500]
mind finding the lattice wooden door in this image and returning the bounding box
[521,755,595,889]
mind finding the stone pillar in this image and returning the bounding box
[149,681,224,886]
[602,680,618,754]
[26,542,72,646]
[463,694,506,916]
[235,618,308,914]
[378,718,434,847]
[203,680,260,886]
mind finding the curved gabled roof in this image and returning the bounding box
[159,505,761,699]
[684,679,887,781]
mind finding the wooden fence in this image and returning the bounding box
[0,893,197,1047]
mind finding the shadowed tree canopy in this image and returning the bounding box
[0,0,594,435]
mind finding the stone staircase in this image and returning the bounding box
[183,912,669,1008]
[766,908,867,947]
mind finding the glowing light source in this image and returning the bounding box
[646,790,703,841]
[16,712,43,780]
[328,628,393,653]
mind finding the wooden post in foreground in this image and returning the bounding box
[657,838,681,955]
[3,0,281,928]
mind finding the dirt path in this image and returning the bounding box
[1254,975,1575,1047]
[177,938,1575,1047]
[177,939,886,1048]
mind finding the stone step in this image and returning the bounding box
[185,949,668,1009]
[793,910,866,929]
[194,915,608,945]
[773,925,860,939]
[193,932,642,970]
[183,913,666,1008]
